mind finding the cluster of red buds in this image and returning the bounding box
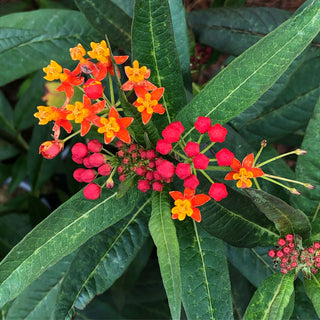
[190,43,212,71]
[268,234,320,277]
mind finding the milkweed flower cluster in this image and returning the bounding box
[34,39,315,223]
[269,234,320,277]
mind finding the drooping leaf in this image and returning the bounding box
[6,253,75,320]
[188,7,290,56]
[149,191,181,320]
[177,220,233,320]
[303,272,320,317]
[0,181,141,308]
[291,93,320,219]
[175,1,320,138]
[0,9,102,86]
[246,189,311,240]
[54,200,151,319]
[243,272,295,320]
[132,0,187,123]
[75,0,132,51]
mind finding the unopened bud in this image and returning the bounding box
[290,188,301,195]
[304,183,316,189]
[106,177,114,189]
[261,139,267,147]
[295,149,307,155]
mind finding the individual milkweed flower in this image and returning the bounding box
[70,44,87,63]
[209,183,228,201]
[161,121,184,143]
[169,188,210,222]
[208,124,228,143]
[66,95,106,136]
[39,140,64,159]
[224,153,264,188]
[194,116,211,134]
[83,79,104,99]
[83,183,101,200]
[121,60,157,91]
[97,107,133,144]
[133,87,165,124]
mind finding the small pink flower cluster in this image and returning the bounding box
[156,117,234,202]
[117,141,174,193]
[268,234,320,275]
[190,43,212,70]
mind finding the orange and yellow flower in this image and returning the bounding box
[66,95,105,136]
[224,153,264,188]
[97,107,133,144]
[121,60,157,91]
[133,87,165,124]
[169,188,210,222]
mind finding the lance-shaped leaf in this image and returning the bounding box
[149,191,181,320]
[199,187,279,247]
[53,200,150,319]
[175,1,320,137]
[177,220,233,320]
[292,93,320,219]
[0,181,141,308]
[246,189,311,240]
[304,273,320,317]
[132,0,186,122]
[75,0,132,51]
[6,253,75,320]
[243,272,295,320]
[0,9,102,86]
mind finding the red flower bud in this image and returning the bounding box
[83,183,101,200]
[162,121,184,143]
[71,142,88,158]
[136,166,147,176]
[39,140,64,159]
[156,160,175,179]
[216,148,234,166]
[89,153,106,167]
[146,150,157,160]
[137,179,151,193]
[83,156,94,168]
[285,234,294,242]
[175,163,191,180]
[209,183,228,201]
[184,141,200,157]
[156,139,172,155]
[193,153,209,170]
[194,116,211,134]
[81,169,96,183]
[183,174,199,190]
[208,124,227,143]
[98,163,112,176]
[87,139,102,153]
[152,181,164,192]
[83,79,103,99]
[278,238,286,247]
[268,249,276,258]
[73,168,86,182]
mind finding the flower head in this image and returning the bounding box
[39,140,64,159]
[70,44,87,63]
[169,188,210,222]
[224,153,264,188]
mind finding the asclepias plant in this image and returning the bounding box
[0,0,320,319]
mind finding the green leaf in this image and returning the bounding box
[225,245,275,288]
[75,0,132,51]
[0,9,102,86]
[246,189,311,240]
[292,93,320,219]
[132,0,187,123]
[53,200,150,319]
[6,253,75,320]
[177,220,233,320]
[175,1,320,137]
[243,272,295,320]
[8,155,27,194]
[188,7,290,56]
[149,191,181,320]
[199,187,279,247]
[0,182,141,308]
[303,273,320,317]
[0,91,15,134]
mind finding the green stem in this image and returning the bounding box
[201,142,215,154]
[263,173,307,187]
[200,169,214,184]
[0,127,29,151]
[205,165,231,171]
[257,150,301,168]
[108,72,115,105]
[61,130,81,143]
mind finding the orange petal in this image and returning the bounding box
[191,208,201,222]
[114,55,129,64]
[142,80,157,91]
[80,119,91,136]
[134,86,148,98]
[242,153,254,169]
[121,81,134,91]
[142,111,152,125]
[150,87,164,100]
[225,171,237,180]
[184,188,195,199]
[91,100,106,113]
[59,120,72,133]
[116,128,131,143]
[191,194,211,207]
[250,167,264,177]
[169,191,183,201]
[230,158,241,171]
[118,116,134,128]
[104,133,114,144]
[153,104,165,115]
[109,106,119,120]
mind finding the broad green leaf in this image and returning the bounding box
[199,187,279,247]
[54,200,150,319]
[112,0,134,17]
[168,0,192,90]
[188,7,290,56]
[175,1,320,138]
[8,155,27,194]
[149,191,181,320]
[75,0,131,51]
[132,0,187,123]
[0,141,19,160]
[225,245,275,288]
[304,273,320,317]
[246,189,311,240]
[6,253,75,320]
[0,91,15,134]
[177,220,233,320]
[0,9,102,86]
[243,272,295,320]
[0,182,141,308]
[292,93,320,219]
